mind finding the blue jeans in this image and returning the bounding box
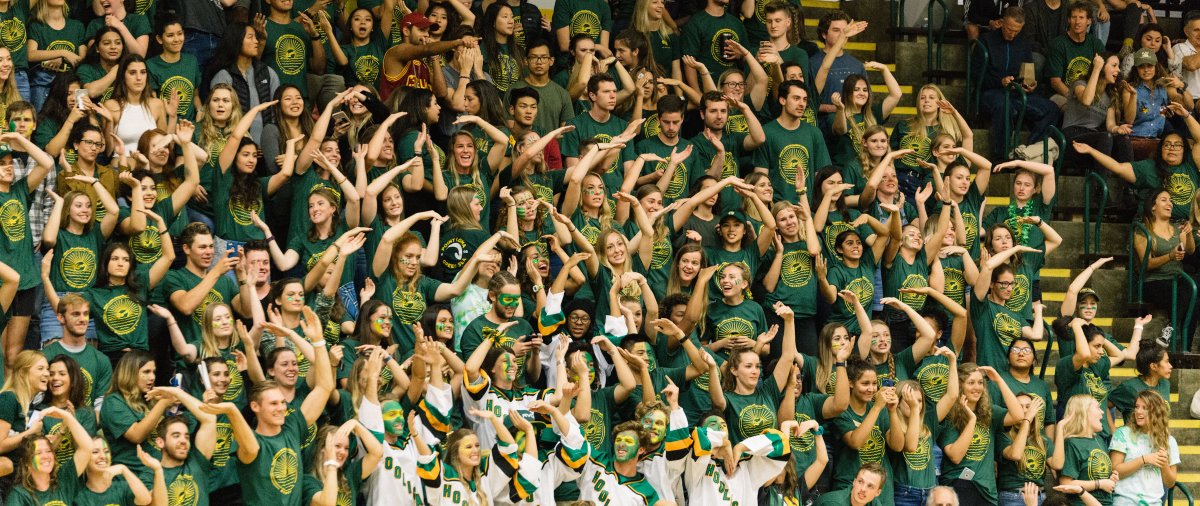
[999,490,1044,506]
[28,67,55,111]
[982,88,1061,160]
[14,70,29,103]
[183,30,221,83]
[895,483,932,506]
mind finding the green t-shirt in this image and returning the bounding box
[889,121,938,178]
[286,224,355,288]
[263,19,311,94]
[890,406,940,489]
[884,249,931,312]
[832,103,887,166]
[85,13,151,47]
[42,342,112,406]
[753,119,831,204]
[971,296,1027,369]
[120,197,182,268]
[0,179,38,289]
[43,406,97,471]
[99,393,162,478]
[938,253,969,314]
[371,272,442,359]
[560,110,636,195]
[679,10,747,78]
[458,313,536,375]
[162,450,213,506]
[77,472,140,506]
[1108,376,1171,422]
[77,63,115,102]
[1047,34,1106,87]
[997,431,1054,491]
[826,255,876,335]
[483,42,522,93]
[646,30,679,73]
[689,130,746,213]
[550,0,611,43]
[787,392,828,480]
[300,459,363,506]
[724,375,783,445]
[340,36,385,89]
[820,208,875,258]
[212,170,269,242]
[83,273,152,353]
[927,186,986,258]
[580,385,620,459]
[507,79,577,136]
[440,165,495,231]
[4,460,80,506]
[436,225,489,282]
[0,0,30,70]
[1061,435,1115,506]
[914,354,953,402]
[48,226,105,292]
[1130,159,1199,222]
[990,370,1056,428]
[937,405,1009,504]
[286,169,342,243]
[146,53,202,120]
[763,239,819,318]
[237,408,309,506]
[161,267,240,346]
[703,298,767,349]
[29,18,85,73]
[636,136,695,204]
[1055,354,1112,439]
[829,404,894,506]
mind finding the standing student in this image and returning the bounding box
[41,294,111,408]
[1052,394,1118,506]
[76,435,159,506]
[97,351,171,479]
[26,0,86,109]
[827,356,905,506]
[146,14,201,121]
[4,406,95,505]
[940,364,1027,506]
[201,305,334,506]
[1108,345,1172,422]
[0,131,54,373]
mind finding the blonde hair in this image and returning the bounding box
[631,0,671,39]
[581,172,615,236]
[108,350,154,414]
[59,191,96,233]
[856,125,890,181]
[1007,393,1047,476]
[446,186,484,231]
[198,85,244,163]
[947,363,992,431]
[906,84,962,144]
[1131,390,1170,452]
[444,131,488,205]
[1,351,46,420]
[1060,394,1099,439]
[198,302,235,360]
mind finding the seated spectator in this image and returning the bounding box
[1121,49,1191,142]
[978,6,1061,160]
[1061,53,1132,173]
[1120,24,1182,79]
[1133,190,1197,340]
[1109,390,1180,506]
[1047,2,1105,108]
[1175,12,1200,104]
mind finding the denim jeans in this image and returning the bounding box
[999,490,1044,506]
[895,483,932,506]
[14,70,29,103]
[982,88,1062,160]
[183,30,222,82]
[28,67,56,111]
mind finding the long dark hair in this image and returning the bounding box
[353,300,394,347]
[270,84,314,152]
[96,242,145,304]
[812,165,848,215]
[465,80,510,128]
[46,355,86,409]
[477,3,524,73]
[39,73,83,126]
[203,22,255,89]
[229,137,263,211]
[81,27,124,67]
[111,54,151,107]
[393,88,436,136]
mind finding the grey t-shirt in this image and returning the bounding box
[510,78,577,135]
[210,65,281,143]
[177,0,225,35]
[1061,79,1111,131]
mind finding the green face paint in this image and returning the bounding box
[703,415,728,433]
[436,321,448,333]
[641,411,667,444]
[613,431,641,463]
[382,401,406,437]
[516,205,527,220]
[497,293,521,308]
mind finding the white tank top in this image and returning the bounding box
[116,102,157,153]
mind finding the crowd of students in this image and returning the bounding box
[0,0,1187,504]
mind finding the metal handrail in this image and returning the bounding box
[1046,126,1065,173]
[1082,172,1108,257]
[1172,274,1196,353]
[927,0,949,77]
[1169,483,1194,506]
[966,39,988,116]
[1003,81,1028,156]
[1039,321,1055,380]
[1128,222,1152,304]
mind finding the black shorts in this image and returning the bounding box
[9,287,36,317]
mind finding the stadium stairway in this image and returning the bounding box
[809,1,1200,500]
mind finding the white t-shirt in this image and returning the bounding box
[1110,426,1180,506]
[1173,40,1200,99]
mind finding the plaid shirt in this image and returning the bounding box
[13,154,55,246]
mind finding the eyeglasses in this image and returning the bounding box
[568,315,591,323]
[1163,142,1185,149]
[723,81,746,88]
[78,139,104,148]
[1011,347,1033,355]
[995,281,1015,288]
[527,55,552,62]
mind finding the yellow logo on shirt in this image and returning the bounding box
[781,250,813,288]
[275,34,306,76]
[905,432,932,471]
[229,197,262,226]
[130,225,163,264]
[214,422,233,468]
[737,403,775,439]
[1023,445,1046,481]
[899,133,930,168]
[859,423,884,463]
[843,277,874,314]
[943,266,965,305]
[1087,448,1112,479]
[161,76,194,118]
[779,144,810,189]
[0,199,26,242]
[966,422,990,461]
[193,289,224,326]
[270,447,300,494]
[61,246,98,289]
[168,472,201,506]
[0,18,25,52]
[993,312,1022,348]
[899,274,929,308]
[1004,273,1032,314]
[1168,172,1195,206]
[918,362,950,401]
[103,294,143,336]
[570,11,601,39]
[392,288,427,325]
[709,29,738,67]
[355,55,382,86]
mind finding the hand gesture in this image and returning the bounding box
[137,444,163,471]
[978,365,1002,382]
[662,376,680,406]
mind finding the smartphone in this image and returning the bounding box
[73,89,87,110]
[881,378,895,388]
[332,111,350,130]
[718,33,735,61]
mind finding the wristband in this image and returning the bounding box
[265,235,275,243]
[1134,325,1144,330]
[323,459,341,469]
[834,362,846,368]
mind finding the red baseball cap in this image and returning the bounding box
[400,12,433,30]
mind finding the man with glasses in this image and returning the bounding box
[510,39,575,136]
[988,337,1056,434]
